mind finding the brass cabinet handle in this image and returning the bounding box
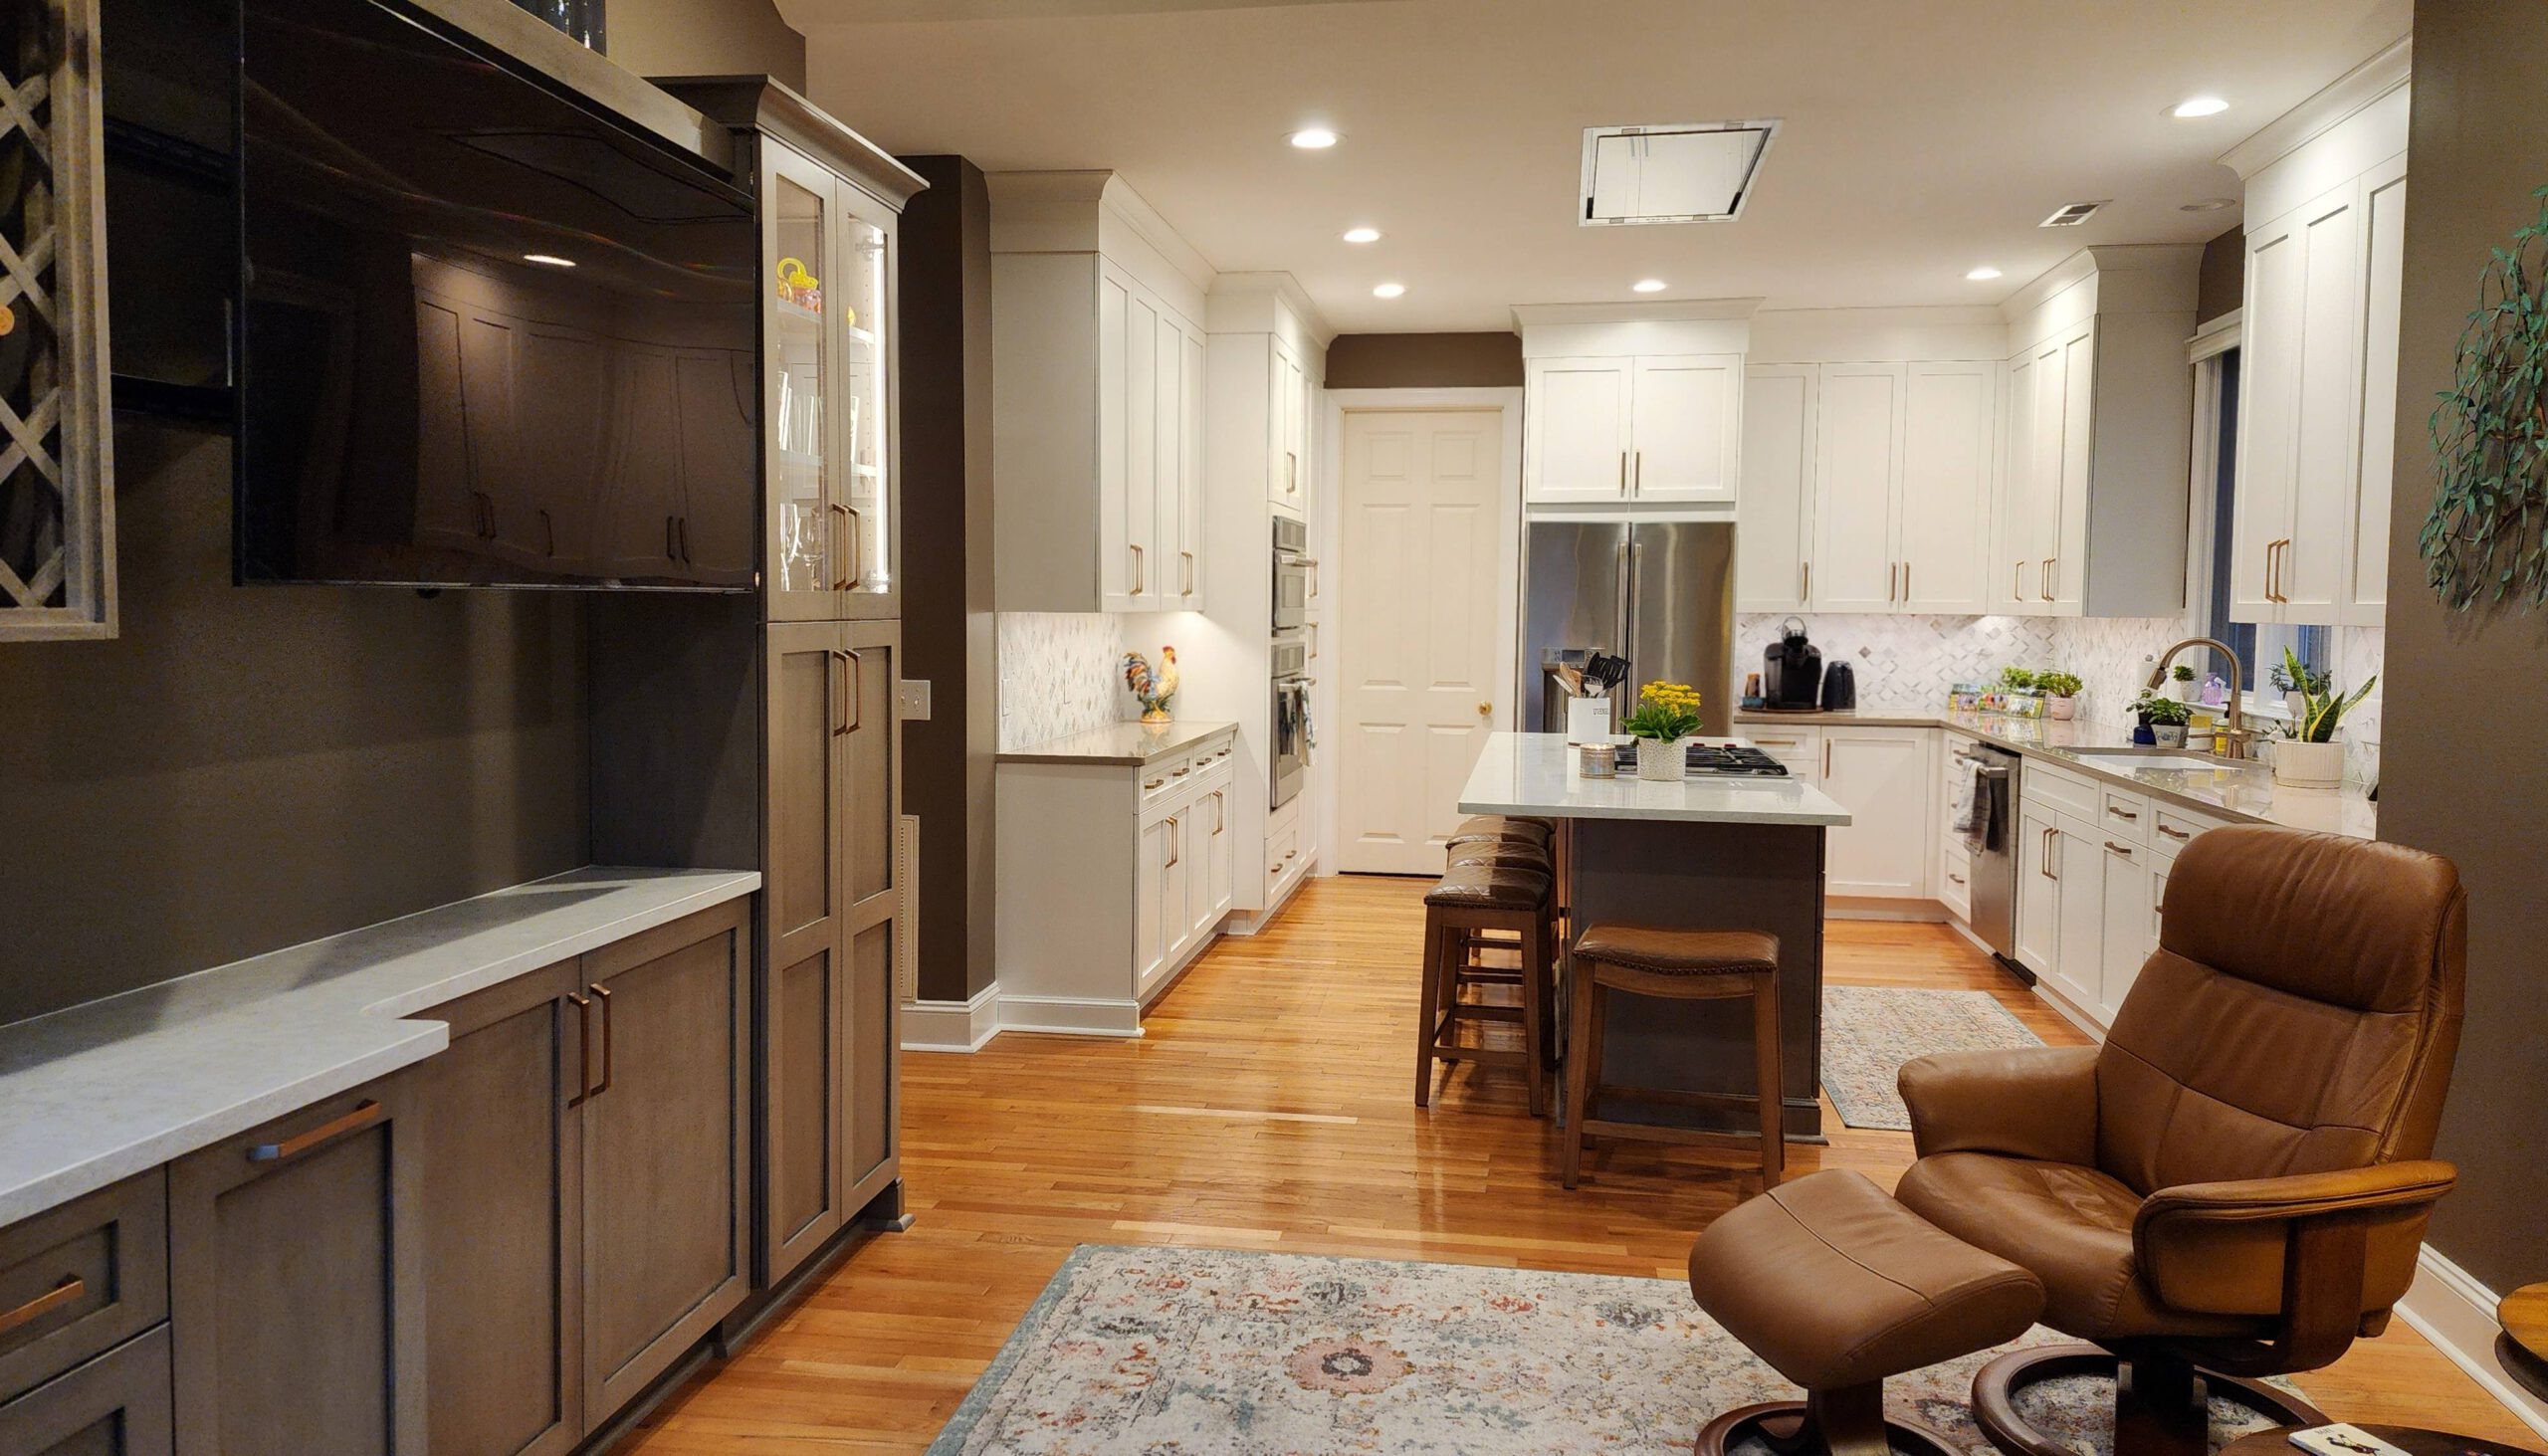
[1181,550,1195,596]
[829,503,853,590]
[676,516,692,565]
[2013,559,2025,601]
[1165,817,1180,870]
[0,1276,87,1338]
[1800,560,1809,602]
[1214,790,1226,835]
[1144,777,1166,790]
[844,649,864,734]
[1887,562,1897,603]
[844,506,864,588]
[250,1100,382,1163]
[829,649,852,736]
[1901,561,1910,602]
[1130,542,1146,596]
[587,984,614,1098]
[1947,872,1967,886]
[2041,826,2057,881]
[1617,451,1628,496]
[666,515,682,561]
[2156,824,2191,841]
[536,508,555,557]
[2039,558,2054,602]
[1822,739,1832,776]
[2105,840,2135,858]
[2264,539,2279,602]
[1633,451,1643,495]
[1171,765,1191,777]
[566,992,594,1107]
[2108,805,2138,821]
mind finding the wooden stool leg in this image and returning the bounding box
[1752,969,1784,1186]
[1580,980,1606,1125]
[1520,913,1547,1118]
[1561,965,1598,1187]
[1414,905,1446,1107]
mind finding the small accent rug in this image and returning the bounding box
[1821,985,2045,1131]
[928,1245,2279,1456]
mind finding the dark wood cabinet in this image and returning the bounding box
[759,619,903,1287]
[415,961,587,1456]
[411,901,750,1456]
[167,1077,426,1456]
[0,1327,174,1456]
[0,1173,165,1407]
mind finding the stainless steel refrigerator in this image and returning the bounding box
[1523,520,1735,735]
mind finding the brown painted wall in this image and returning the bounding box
[897,156,998,1004]
[2197,226,2245,325]
[2381,0,2548,1297]
[607,0,806,92]
[1326,332,1523,390]
[0,424,590,1024]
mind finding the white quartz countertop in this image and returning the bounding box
[1734,706,2377,841]
[1458,732,1853,826]
[997,719,1240,766]
[0,866,759,1226]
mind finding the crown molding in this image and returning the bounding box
[2219,36,2412,182]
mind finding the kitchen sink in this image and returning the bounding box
[2065,750,2240,773]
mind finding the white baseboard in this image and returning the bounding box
[1827,896,1950,923]
[995,992,1144,1038]
[900,983,1002,1053]
[2393,1245,2548,1441]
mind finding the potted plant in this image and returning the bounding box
[2269,655,2329,722]
[1994,666,2043,718]
[2271,646,2375,788]
[2034,670,2083,722]
[1621,681,1704,782]
[2169,663,2199,704]
[2131,690,2196,747]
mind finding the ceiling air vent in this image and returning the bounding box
[1580,119,1780,226]
[2039,200,2109,228]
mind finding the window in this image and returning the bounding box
[2198,347,2325,714]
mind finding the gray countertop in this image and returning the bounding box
[1458,732,1852,825]
[1735,706,2378,840]
[0,866,759,1226]
[997,719,1240,767]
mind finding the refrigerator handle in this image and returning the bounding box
[1624,540,1644,704]
[1612,538,1631,709]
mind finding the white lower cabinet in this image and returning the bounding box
[2015,799,2060,977]
[2093,835,2152,1025]
[995,729,1239,1035]
[1819,728,1933,899]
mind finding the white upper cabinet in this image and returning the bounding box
[1524,356,1637,502]
[1628,354,1742,502]
[2223,44,2409,629]
[1269,336,1313,517]
[1811,363,1905,613]
[1736,364,1815,612]
[990,171,1210,613]
[1898,361,1996,613]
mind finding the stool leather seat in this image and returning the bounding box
[1444,841,1553,873]
[1689,1168,2043,1391]
[1574,926,1778,977]
[1424,865,1550,912]
[1447,814,1553,850]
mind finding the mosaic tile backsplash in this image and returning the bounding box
[996,612,1129,751]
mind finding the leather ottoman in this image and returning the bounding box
[1687,1168,2046,1456]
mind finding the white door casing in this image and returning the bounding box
[1337,410,1507,875]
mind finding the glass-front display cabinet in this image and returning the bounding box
[670,80,924,621]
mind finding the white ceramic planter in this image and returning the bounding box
[1634,735,1690,782]
[2046,696,2077,722]
[2274,738,2345,788]
[2152,724,2189,748]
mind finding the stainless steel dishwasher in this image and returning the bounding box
[1957,739,2025,976]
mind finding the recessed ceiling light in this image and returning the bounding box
[524,253,576,268]
[1966,266,2003,282]
[1632,278,1668,294]
[2170,96,2230,118]
[1372,282,1405,299]
[2180,197,2236,213]
[1289,127,1340,150]
[1342,226,1381,244]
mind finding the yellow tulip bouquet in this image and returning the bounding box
[1619,681,1703,741]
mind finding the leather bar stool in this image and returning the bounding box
[1414,863,1554,1116]
[1563,926,1783,1189]
[1444,814,1554,853]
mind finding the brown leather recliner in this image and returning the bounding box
[1896,826,2466,1456]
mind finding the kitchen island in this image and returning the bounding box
[1458,732,1851,1142]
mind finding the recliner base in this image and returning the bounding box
[1971,1344,2330,1456]
[1694,1389,1963,1456]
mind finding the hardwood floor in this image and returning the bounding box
[614,875,2535,1453]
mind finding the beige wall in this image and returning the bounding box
[608,0,806,91]
[1326,332,1524,390]
[2383,0,2548,1296]
[2197,226,2244,325]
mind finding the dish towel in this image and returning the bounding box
[1949,760,1981,835]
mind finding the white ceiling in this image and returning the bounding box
[780,0,2411,332]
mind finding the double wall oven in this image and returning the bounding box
[1270,518,1314,809]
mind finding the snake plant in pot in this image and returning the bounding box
[2272,647,2375,788]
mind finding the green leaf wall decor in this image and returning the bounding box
[2424,184,2548,612]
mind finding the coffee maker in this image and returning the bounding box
[1761,618,1823,712]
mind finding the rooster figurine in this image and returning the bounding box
[1122,646,1179,724]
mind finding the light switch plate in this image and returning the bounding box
[898,679,932,721]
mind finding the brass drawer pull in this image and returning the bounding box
[250,1100,382,1163]
[2156,824,2191,841]
[2105,841,2135,857]
[0,1275,86,1338]
[567,992,594,1107]
[588,984,615,1099]
[2107,805,2138,821]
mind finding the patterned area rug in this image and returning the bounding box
[928,1246,2281,1456]
[1821,985,2045,1131]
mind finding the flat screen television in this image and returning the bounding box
[237,0,761,589]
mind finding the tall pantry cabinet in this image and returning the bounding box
[669,80,925,1291]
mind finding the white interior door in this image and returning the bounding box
[1338,410,1506,875]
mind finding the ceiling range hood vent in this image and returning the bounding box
[1580,119,1780,226]
[2039,199,2109,228]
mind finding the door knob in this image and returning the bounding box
[1477,702,1492,718]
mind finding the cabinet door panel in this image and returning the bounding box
[846,920,899,1201]
[1098,269,1136,607]
[762,622,850,1286]
[418,970,583,1456]
[580,908,748,1421]
[1122,287,1161,605]
[1820,728,1931,898]
[836,185,898,618]
[1997,350,2037,613]
[1738,365,1814,612]
[763,150,837,618]
[2235,214,2304,623]
[1135,813,1171,991]
[2097,841,2153,1026]
[2016,802,2059,976]
[1630,354,1739,503]
[1810,364,1904,613]
[844,629,898,911]
[1153,312,1186,604]
[169,1079,425,1456]
[2349,158,2406,626]
[0,1328,173,1456]
[2050,328,2094,612]
[1900,361,1995,613]
[2050,823,2106,1016]
[2026,340,2067,600]
[1526,357,1632,502]
[1180,328,1206,605]
[2284,182,2362,623]
[767,941,839,1269]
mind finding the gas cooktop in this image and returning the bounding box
[1612,742,1792,777]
